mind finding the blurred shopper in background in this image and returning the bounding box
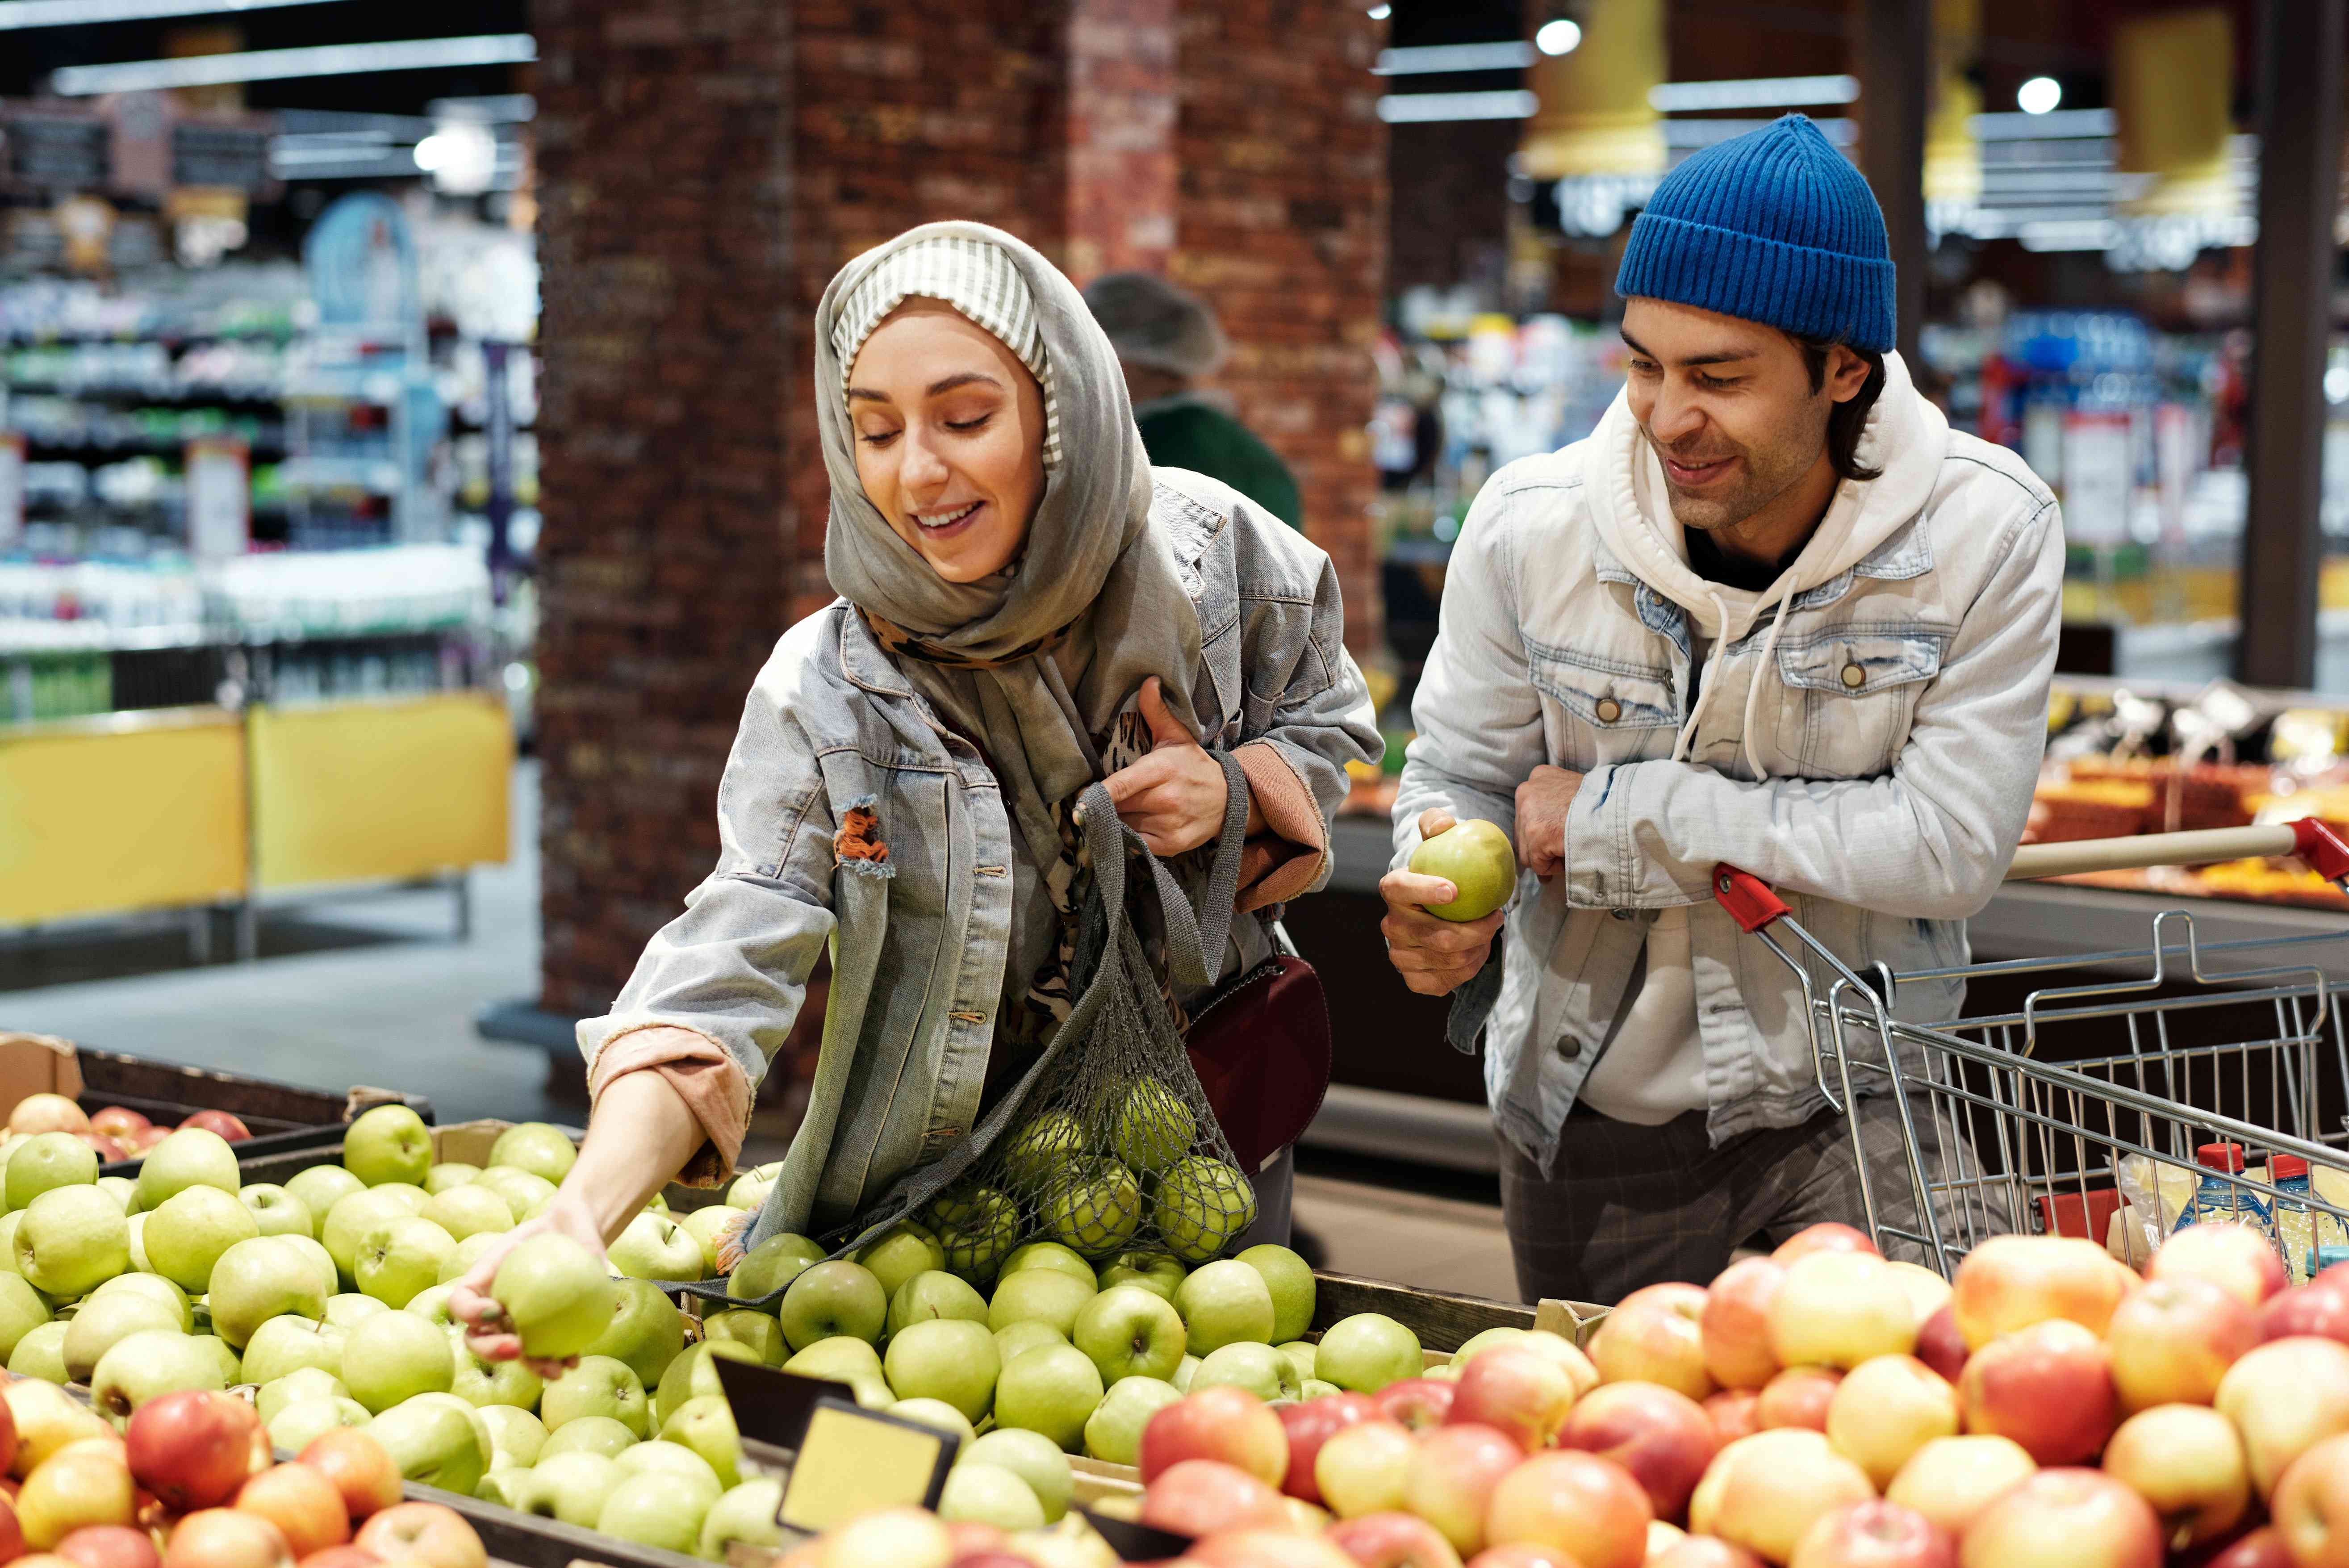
[453,223,1376,1365]
[1379,116,2061,1302]
[1086,271,1304,529]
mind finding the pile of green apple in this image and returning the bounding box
[728,1217,1427,1493]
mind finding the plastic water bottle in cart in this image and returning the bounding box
[2173,1142,2284,1262]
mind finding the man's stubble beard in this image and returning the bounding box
[1641,399,1832,535]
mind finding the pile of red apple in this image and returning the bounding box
[7,1097,251,1168]
[1034,1220,2349,1568]
[0,1380,481,1568]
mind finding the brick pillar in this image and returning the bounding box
[535,0,1388,1023]
[1174,0,1387,653]
[530,0,795,1020]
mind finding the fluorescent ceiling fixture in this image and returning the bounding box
[1377,90,1537,123]
[2017,75,2063,115]
[1534,19,1580,55]
[1648,74,1858,113]
[1374,41,1534,75]
[2018,218,2115,251]
[1970,108,2115,139]
[51,33,534,95]
[0,0,343,29]
[1667,116,1854,148]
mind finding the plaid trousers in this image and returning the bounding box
[1499,1091,2002,1304]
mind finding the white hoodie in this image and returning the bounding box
[1394,351,2065,1160]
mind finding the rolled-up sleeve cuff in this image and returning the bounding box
[585,1023,753,1188]
[1232,741,1329,912]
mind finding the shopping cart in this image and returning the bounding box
[1713,818,2349,1281]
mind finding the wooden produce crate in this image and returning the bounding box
[398,1480,710,1568]
[0,1033,431,1176]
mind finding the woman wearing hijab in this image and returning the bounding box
[452,223,1376,1357]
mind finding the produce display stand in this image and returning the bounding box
[0,1032,431,1173]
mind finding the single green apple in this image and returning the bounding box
[437,1232,501,1285]
[405,1283,458,1326]
[283,1167,364,1238]
[412,1389,497,1478]
[8,1319,67,1382]
[585,1276,687,1389]
[658,1395,742,1488]
[852,1221,946,1302]
[89,1271,192,1330]
[94,1178,138,1213]
[320,1189,416,1289]
[322,1292,387,1330]
[274,1233,340,1300]
[1300,1377,1342,1399]
[539,1354,651,1437]
[1045,1162,1143,1258]
[17,1184,129,1297]
[420,1185,514,1243]
[64,1291,184,1383]
[993,1343,1104,1453]
[938,1463,1045,1530]
[91,1328,227,1423]
[727,1232,824,1305]
[0,1274,50,1362]
[478,1403,547,1468]
[887,1270,991,1338]
[1191,1341,1300,1402]
[1173,1259,1275,1355]
[265,1397,368,1455]
[606,1212,705,1283]
[207,1236,329,1349]
[448,1326,545,1409]
[520,1450,620,1527]
[1314,1312,1424,1394]
[368,1391,485,1494]
[340,1306,455,1413]
[654,1339,762,1428]
[1111,1080,1198,1177]
[1000,1241,1097,1290]
[423,1162,481,1195]
[995,1321,1066,1366]
[237,1185,313,1240]
[699,1308,784,1367]
[960,1428,1073,1522]
[489,1232,614,1360]
[342,1105,434,1188]
[677,1207,738,1276]
[234,1313,344,1384]
[1072,1284,1187,1385]
[191,1334,239,1386]
[883,1318,999,1423]
[1082,1374,1183,1466]
[776,1260,886,1351]
[1099,1250,1187,1302]
[536,1417,638,1462]
[697,1478,787,1561]
[256,1366,349,1424]
[133,1128,240,1212]
[1236,1243,1316,1344]
[145,1184,261,1293]
[776,1336,889,1410]
[999,1111,1086,1192]
[5,1133,96,1212]
[595,1471,718,1556]
[470,1167,557,1225]
[987,1269,1095,1340]
[1275,1340,1319,1388]
[887,1397,977,1444]
[486,1123,578,1184]
[929,1187,1020,1286]
[1151,1156,1258,1265]
[1408,818,1516,920]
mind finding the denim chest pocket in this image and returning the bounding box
[1776,628,1947,778]
[1526,641,1680,770]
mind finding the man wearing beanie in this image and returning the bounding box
[1380,115,2061,1299]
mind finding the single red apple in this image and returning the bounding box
[1704,1391,1762,1447]
[175,1113,250,1143]
[2262,1281,2349,1345]
[125,1128,169,1156]
[0,1494,21,1566]
[73,1137,125,1165]
[291,1436,398,1527]
[1914,1305,1968,1383]
[1139,1388,1289,1488]
[232,1467,347,1560]
[347,1506,481,1568]
[1559,1380,1719,1521]
[1274,1393,1378,1505]
[1326,1511,1469,1568]
[1139,1462,1291,1540]
[126,1395,264,1513]
[85,1110,148,1142]
[1481,1449,1652,1568]
[1375,1379,1457,1432]
[1789,1500,1955,1568]
[159,1511,290,1568]
[56,1526,159,1568]
[1773,1224,1879,1265]
[1756,1367,1842,1433]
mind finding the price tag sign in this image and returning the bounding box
[777,1397,956,1535]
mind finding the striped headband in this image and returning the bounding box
[832,234,1064,469]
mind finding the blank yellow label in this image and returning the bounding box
[779,1404,950,1534]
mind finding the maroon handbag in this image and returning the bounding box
[1183,952,1332,1173]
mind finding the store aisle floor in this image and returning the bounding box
[1291,1172,1519,1302]
[4,761,564,1127]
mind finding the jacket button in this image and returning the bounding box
[1557,1038,1582,1060]
[1595,698,1622,723]
[1841,663,1866,689]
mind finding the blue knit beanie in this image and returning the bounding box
[1615,114,1895,353]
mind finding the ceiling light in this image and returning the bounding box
[2017,76,2063,115]
[414,121,497,195]
[1367,3,1389,17]
[1375,90,1539,124]
[1374,42,1535,75]
[50,33,534,96]
[0,0,344,29]
[1648,74,1860,113]
[1534,19,1581,55]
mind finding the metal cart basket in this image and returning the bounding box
[1713,818,2349,1281]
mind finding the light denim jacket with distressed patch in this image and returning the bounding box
[579,471,1379,1241]
[1393,382,2065,1173]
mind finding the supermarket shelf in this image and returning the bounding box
[1968,877,2349,976]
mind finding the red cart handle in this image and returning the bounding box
[2294,818,2349,883]
[1712,865,1791,933]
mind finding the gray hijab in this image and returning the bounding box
[815,221,1205,877]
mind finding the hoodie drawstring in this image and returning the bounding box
[1670,590,1735,764]
[1741,595,1794,783]
[1671,589,1793,783]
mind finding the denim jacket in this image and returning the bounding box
[580,471,1380,1238]
[1393,357,2065,1170]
